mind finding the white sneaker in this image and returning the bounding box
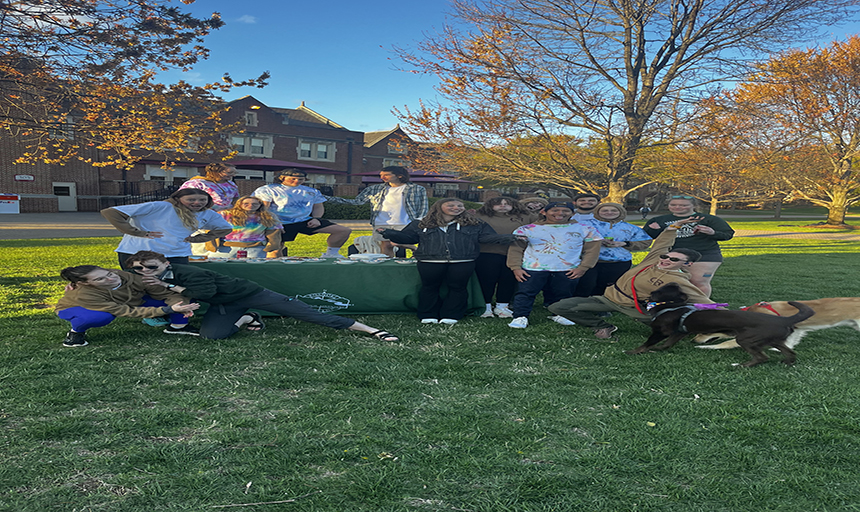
[549,315,576,326]
[493,306,514,318]
[420,318,439,324]
[320,251,346,259]
[508,316,528,329]
[439,318,458,325]
[480,310,495,318]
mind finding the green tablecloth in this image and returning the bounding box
[195,259,484,315]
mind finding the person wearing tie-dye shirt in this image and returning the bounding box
[505,202,602,329]
[207,196,282,259]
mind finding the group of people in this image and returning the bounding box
[55,161,735,347]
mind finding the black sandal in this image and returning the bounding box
[244,312,265,331]
[368,330,399,342]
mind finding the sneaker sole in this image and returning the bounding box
[163,330,201,336]
[63,341,88,347]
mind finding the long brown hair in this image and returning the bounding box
[476,196,531,217]
[419,199,481,229]
[221,196,280,228]
[166,189,214,230]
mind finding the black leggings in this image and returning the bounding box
[416,261,476,320]
[474,253,517,303]
[574,260,632,297]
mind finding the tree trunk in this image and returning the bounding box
[709,201,718,215]
[825,187,849,225]
[773,199,782,219]
[606,180,627,204]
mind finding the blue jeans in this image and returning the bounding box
[511,270,577,318]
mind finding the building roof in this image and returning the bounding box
[270,102,346,129]
[363,125,402,148]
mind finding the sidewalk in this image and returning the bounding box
[0,212,373,240]
[1,212,859,241]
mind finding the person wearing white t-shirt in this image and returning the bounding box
[325,166,428,257]
[101,189,233,269]
[506,202,602,328]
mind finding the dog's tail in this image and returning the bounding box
[783,302,815,326]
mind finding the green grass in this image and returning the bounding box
[2,233,860,510]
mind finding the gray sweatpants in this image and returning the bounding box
[200,289,355,339]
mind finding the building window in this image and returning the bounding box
[298,140,336,162]
[48,117,74,140]
[387,140,408,154]
[232,135,272,157]
[145,165,194,184]
[232,169,265,181]
[307,173,336,185]
[245,112,258,127]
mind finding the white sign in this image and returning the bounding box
[14,175,35,181]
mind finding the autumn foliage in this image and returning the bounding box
[0,0,268,168]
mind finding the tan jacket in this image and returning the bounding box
[55,270,186,318]
[603,229,713,308]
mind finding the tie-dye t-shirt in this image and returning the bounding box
[221,213,282,244]
[512,222,602,271]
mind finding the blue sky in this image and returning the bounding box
[165,0,453,132]
[169,1,859,134]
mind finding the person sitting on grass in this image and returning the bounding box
[124,251,400,342]
[547,217,713,339]
[506,201,602,329]
[56,265,201,347]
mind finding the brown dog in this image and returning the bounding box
[696,297,860,350]
[627,283,814,367]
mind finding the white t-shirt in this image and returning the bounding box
[113,201,232,257]
[374,185,410,226]
[513,222,602,271]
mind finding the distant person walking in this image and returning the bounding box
[638,205,651,219]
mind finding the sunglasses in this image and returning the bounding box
[670,195,694,200]
[131,264,161,270]
[659,255,688,263]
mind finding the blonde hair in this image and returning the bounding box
[167,189,214,230]
[222,196,279,228]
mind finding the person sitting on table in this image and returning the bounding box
[124,251,400,342]
[547,217,713,339]
[178,162,240,212]
[56,265,201,347]
[101,188,233,269]
[379,198,520,325]
[325,166,429,257]
[206,196,283,259]
[253,168,351,259]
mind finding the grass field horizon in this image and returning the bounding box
[2,221,860,511]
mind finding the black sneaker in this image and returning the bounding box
[163,325,200,336]
[63,331,88,347]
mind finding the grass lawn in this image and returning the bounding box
[2,233,860,511]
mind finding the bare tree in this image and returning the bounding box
[395,0,857,202]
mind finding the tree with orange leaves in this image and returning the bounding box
[0,0,268,169]
[395,0,857,203]
[730,36,860,226]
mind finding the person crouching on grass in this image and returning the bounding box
[124,251,400,342]
[506,201,602,329]
[56,265,200,347]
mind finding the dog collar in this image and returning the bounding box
[740,301,781,316]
